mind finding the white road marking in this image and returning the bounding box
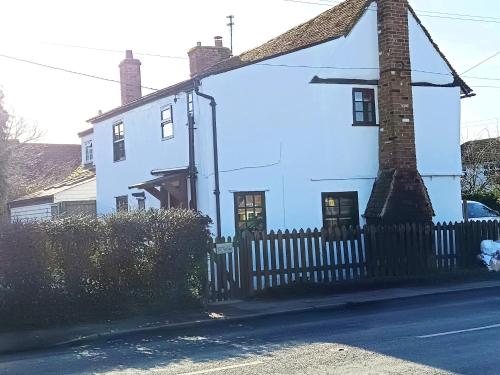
[175,361,264,375]
[417,323,500,338]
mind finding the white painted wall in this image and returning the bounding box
[93,95,190,214]
[54,178,96,203]
[91,2,464,233]
[10,203,53,222]
[80,132,94,166]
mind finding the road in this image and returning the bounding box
[1,288,500,375]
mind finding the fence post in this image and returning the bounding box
[239,230,254,297]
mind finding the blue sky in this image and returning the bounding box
[0,0,498,144]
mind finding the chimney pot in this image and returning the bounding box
[125,50,133,59]
[188,38,231,77]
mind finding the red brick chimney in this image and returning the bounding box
[188,36,232,77]
[364,0,434,224]
[119,50,142,105]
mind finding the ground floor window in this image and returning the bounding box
[234,191,267,233]
[322,191,359,228]
[116,195,129,212]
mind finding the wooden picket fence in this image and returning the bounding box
[207,220,500,302]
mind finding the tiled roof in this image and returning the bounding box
[7,142,81,201]
[201,0,370,76]
[9,166,95,204]
[89,0,472,123]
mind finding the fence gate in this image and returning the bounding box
[207,236,250,301]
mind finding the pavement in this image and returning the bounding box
[2,286,500,374]
[1,279,500,356]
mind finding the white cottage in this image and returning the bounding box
[88,0,472,236]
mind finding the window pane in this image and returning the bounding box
[340,205,353,215]
[237,195,245,208]
[354,91,363,101]
[161,106,172,121]
[162,122,173,138]
[324,196,338,207]
[254,194,262,207]
[355,112,364,122]
[363,91,372,101]
[355,102,364,111]
[245,194,255,207]
[325,206,340,216]
[340,197,353,206]
[367,111,373,123]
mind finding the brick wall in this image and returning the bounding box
[188,38,231,77]
[119,50,142,105]
[365,0,434,223]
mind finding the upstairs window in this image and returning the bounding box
[187,92,194,116]
[113,122,126,162]
[352,88,376,126]
[322,192,359,229]
[84,140,93,164]
[161,105,174,139]
[234,192,267,233]
[116,195,128,212]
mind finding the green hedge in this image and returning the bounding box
[0,209,211,328]
[463,188,500,212]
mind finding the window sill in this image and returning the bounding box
[113,158,126,163]
[352,123,379,127]
[161,136,174,141]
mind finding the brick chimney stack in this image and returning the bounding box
[364,0,434,224]
[119,50,142,105]
[188,36,232,77]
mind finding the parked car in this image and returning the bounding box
[466,200,500,221]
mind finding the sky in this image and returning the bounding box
[0,0,498,145]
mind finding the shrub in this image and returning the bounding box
[463,188,500,212]
[0,209,211,329]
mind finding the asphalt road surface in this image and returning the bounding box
[1,288,500,375]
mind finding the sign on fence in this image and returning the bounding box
[214,242,235,255]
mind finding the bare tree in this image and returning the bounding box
[461,137,500,195]
[0,90,44,217]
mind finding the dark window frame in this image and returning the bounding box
[321,191,360,229]
[113,121,126,162]
[233,191,267,234]
[137,198,146,210]
[116,195,129,212]
[161,104,174,140]
[352,88,377,126]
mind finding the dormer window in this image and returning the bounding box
[113,121,126,162]
[352,88,376,126]
[84,140,93,164]
[161,105,174,139]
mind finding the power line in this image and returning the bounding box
[0,53,159,91]
[43,42,187,60]
[284,0,500,24]
[461,50,500,75]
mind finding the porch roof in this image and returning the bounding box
[128,167,189,190]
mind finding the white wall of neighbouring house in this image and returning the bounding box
[92,95,190,214]
[54,178,96,203]
[10,202,53,222]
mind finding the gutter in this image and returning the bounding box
[195,85,222,238]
